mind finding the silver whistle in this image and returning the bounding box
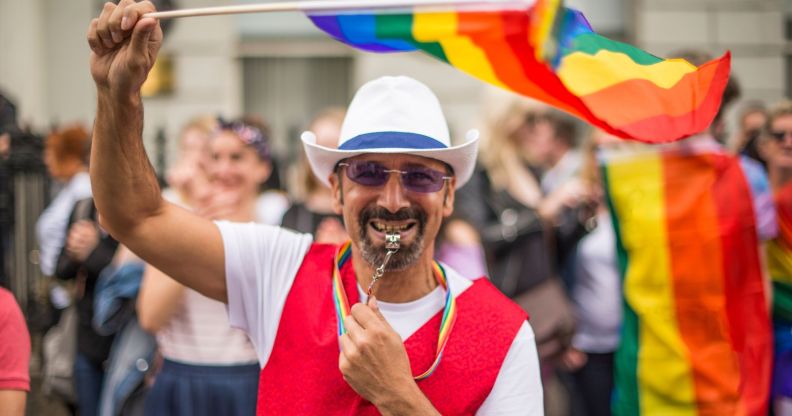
[368,231,401,296]
[385,232,401,250]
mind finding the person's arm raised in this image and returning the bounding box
[87,0,226,301]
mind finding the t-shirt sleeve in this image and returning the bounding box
[0,290,31,391]
[216,221,313,364]
[739,156,778,241]
[477,322,543,415]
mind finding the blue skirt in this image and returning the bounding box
[144,359,259,416]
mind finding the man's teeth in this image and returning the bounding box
[372,222,410,232]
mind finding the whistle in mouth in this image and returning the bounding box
[385,232,401,251]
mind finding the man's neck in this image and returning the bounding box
[350,246,439,303]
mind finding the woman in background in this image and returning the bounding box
[36,125,93,279]
[137,118,286,416]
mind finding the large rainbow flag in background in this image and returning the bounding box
[603,148,772,415]
[767,182,792,323]
[306,0,731,143]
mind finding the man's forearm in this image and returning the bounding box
[91,91,163,238]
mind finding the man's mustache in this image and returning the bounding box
[358,206,427,227]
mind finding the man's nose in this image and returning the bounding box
[377,172,410,213]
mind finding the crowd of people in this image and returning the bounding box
[0,2,790,415]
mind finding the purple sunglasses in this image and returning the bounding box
[337,160,452,193]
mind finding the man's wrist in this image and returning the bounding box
[97,87,142,109]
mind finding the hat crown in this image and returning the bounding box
[339,76,451,150]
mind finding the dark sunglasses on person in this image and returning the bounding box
[337,160,452,193]
[771,130,792,142]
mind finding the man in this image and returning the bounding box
[86,1,542,414]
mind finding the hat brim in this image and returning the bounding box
[302,132,479,189]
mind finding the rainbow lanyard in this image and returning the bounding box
[332,241,457,380]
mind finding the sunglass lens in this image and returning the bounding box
[346,161,388,186]
[403,166,445,193]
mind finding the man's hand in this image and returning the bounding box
[87,0,163,99]
[65,220,100,262]
[339,297,440,415]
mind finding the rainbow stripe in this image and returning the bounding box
[331,241,457,380]
[306,0,730,143]
[603,149,772,415]
[767,182,792,323]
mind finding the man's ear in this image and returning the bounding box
[442,177,456,217]
[329,172,344,214]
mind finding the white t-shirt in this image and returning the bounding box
[154,189,290,365]
[218,222,543,415]
[571,212,622,353]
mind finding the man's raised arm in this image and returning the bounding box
[88,0,227,301]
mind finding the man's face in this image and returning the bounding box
[329,153,455,271]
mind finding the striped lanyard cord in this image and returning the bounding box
[331,241,458,380]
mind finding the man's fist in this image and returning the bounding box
[87,0,163,99]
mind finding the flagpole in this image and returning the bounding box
[143,0,531,19]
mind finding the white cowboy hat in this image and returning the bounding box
[301,76,479,189]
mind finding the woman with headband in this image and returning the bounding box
[137,118,288,416]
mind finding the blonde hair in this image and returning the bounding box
[178,116,216,149]
[478,88,547,190]
[764,100,792,138]
[291,107,346,201]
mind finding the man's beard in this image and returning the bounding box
[357,205,427,271]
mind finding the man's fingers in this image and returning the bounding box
[338,333,358,357]
[128,17,157,57]
[350,302,381,329]
[367,296,387,322]
[108,1,125,43]
[343,315,364,343]
[87,18,107,55]
[96,2,117,49]
[121,0,157,31]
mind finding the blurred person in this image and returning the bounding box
[0,92,18,288]
[87,4,542,413]
[137,118,284,416]
[558,130,625,416]
[604,50,775,415]
[758,99,792,416]
[55,198,119,416]
[161,116,215,205]
[733,101,767,166]
[449,92,591,415]
[36,125,92,279]
[242,115,285,193]
[92,245,155,416]
[281,107,348,244]
[0,287,30,416]
[530,109,584,195]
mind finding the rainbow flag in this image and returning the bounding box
[603,148,772,415]
[767,182,792,323]
[306,0,731,143]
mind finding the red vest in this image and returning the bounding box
[256,244,528,415]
